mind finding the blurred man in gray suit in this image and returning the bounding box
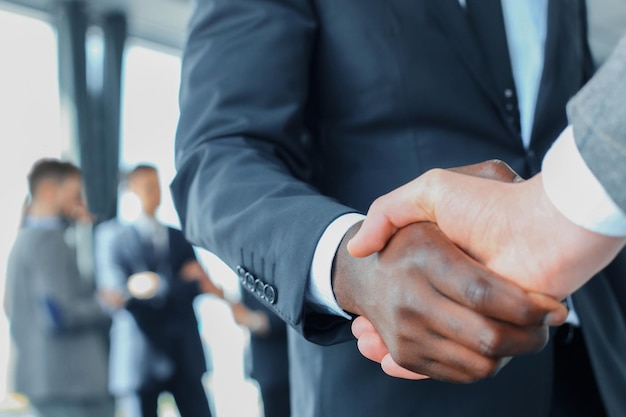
[4,159,113,417]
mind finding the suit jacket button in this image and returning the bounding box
[264,284,277,304]
[254,279,266,299]
[236,266,246,282]
[244,272,255,290]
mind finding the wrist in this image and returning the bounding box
[332,222,371,316]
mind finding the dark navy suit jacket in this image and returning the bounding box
[171,1,626,415]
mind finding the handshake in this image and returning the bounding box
[334,161,626,382]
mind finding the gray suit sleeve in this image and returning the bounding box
[568,36,626,212]
[171,0,355,342]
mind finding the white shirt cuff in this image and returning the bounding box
[542,126,626,237]
[306,213,365,319]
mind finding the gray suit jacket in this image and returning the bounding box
[4,226,110,401]
[569,36,626,212]
[567,40,626,412]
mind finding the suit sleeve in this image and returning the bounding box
[171,0,356,343]
[568,36,626,212]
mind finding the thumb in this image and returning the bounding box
[347,171,442,257]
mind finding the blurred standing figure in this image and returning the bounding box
[240,291,290,417]
[95,165,217,417]
[4,159,113,417]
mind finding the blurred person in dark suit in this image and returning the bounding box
[94,165,216,417]
[4,159,113,417]
[240,291,290,417]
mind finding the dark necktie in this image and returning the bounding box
[465,0,521,134]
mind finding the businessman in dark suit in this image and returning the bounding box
[172,1,626,416]
[95,165,217,417]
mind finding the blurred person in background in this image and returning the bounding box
[240,291,290,417]
[95,164,267,417]
[4,158,113,417]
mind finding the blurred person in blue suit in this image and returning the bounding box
[4,159,113,417]
[94,165,219,417]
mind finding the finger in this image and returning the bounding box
[348,161,524,258]
[380,354,429,380]
[528,292,568,326]
[424,296,552,358]
[357,332,390,363]
[358,324,495,382]
[356,326,431,380]
[449,160,523,183]
[352,315,377,339]
[389,332,508,383]
[436,262,567,327]
[354,313,511,380]
[418,224,567,326]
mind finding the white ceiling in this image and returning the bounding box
[1,0,625,61]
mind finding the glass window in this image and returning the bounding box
[0,9,62,399]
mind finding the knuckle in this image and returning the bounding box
[514,302,539,326]
[393,346,423,372]
[478,327,500,357]
[367,196,386,215]
[444,315,463,335]
[422,168,446,188]
[486,159,514,180]
[464,278,492,309]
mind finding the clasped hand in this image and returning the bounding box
[334,160,618,382]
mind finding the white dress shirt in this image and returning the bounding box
[134,213,169,254]
[543,126,626,237]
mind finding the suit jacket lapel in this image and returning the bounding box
[531,0,562,148]
[531,0,590,151]
[426,0,504,111]
[426,0,521,138]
